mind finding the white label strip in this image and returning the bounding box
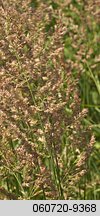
[0,200,99,216]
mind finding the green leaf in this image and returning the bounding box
[29,0,38,9]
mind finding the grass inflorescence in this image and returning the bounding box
[0,0,99,199]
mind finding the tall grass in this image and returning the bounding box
[0,0,99,199]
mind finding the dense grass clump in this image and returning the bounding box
[0,0,99,199]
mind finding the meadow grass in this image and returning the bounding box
[0,0,100,199]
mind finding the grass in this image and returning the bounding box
[0,0,100,199]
